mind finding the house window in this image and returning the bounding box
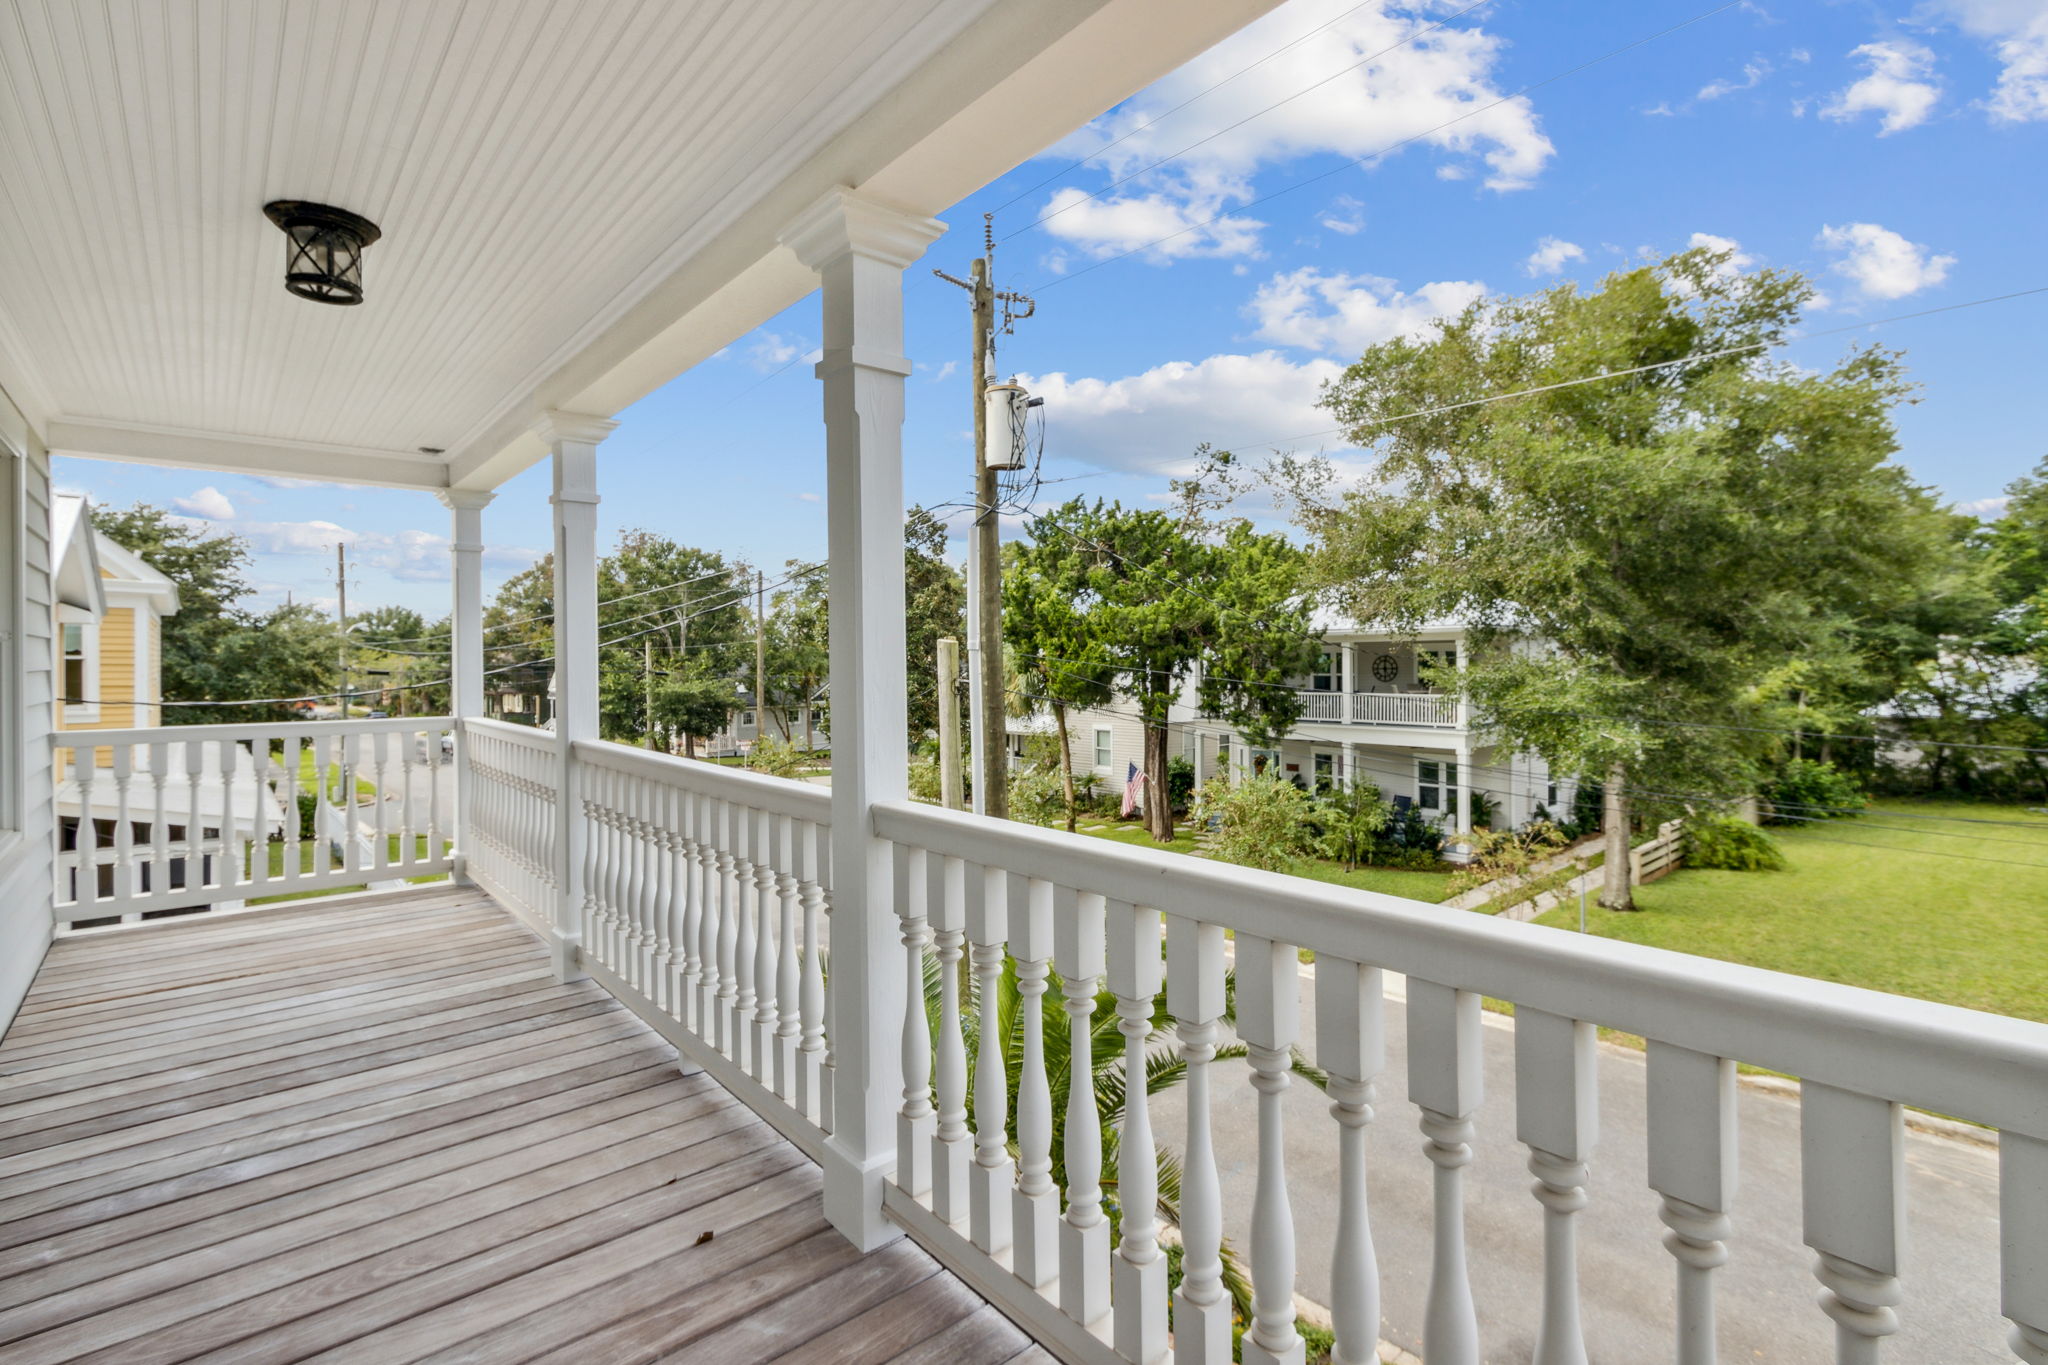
[1547,781,1559,808]
[1217,734,1230,772]
[1093,727,1113,769]
[62,623,85,702]
[1182,729,1197,762]
[1311,650,1338,692]
[1417,758,1460,815]
[740,710,755,728]
[1313,752,1335,793]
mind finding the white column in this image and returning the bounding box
[535,411,616,981]
[780,185,945,1252]
[1339,641,1355,699]
[439,489,494,885]
[1455,742,1473,856]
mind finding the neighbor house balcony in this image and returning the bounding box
[1293,688,1465,730]
[4,2,2046,1360]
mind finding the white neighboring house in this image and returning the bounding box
[1014,615,1576,843]
[705,684,829,759]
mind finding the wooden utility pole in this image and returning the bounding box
[755,568,768,746]
[937,637,963,810]
[935,221,1031,821]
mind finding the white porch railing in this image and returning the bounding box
[566,738,836,1154]
[869,799,2048,1365]
[460,718,561,933]
[54,717,453,925]
[1292,689,1464,727]
[1352,690,1460,727]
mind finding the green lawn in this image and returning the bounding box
[1077,817,1457,904]
[290,746,378,801]
[1532,799,2048,1022]
[247,834,449,906]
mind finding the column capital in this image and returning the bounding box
[779,186,945,273]
[435,488,496,512]
[531,410,619,449]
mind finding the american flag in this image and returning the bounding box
[1120,760,1147,817]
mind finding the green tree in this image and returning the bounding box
[1004,538,1114,832]
[651,676,740,758]
[763,562,830,748]
[208,603,341,724]
[1015,499,1320,842]
[1196,772,1317,872]
[89,503,256,716]
[905,506,965,743]
[1288,246,1951,908]
[1312,778,1392,872]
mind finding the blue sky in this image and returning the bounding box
[58,0,2048,618]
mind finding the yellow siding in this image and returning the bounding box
[56,604,160,773]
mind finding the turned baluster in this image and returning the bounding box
[149,740,173,897]
[369,730,391,874]
[1409,978,1483,1365]
[930,853,972,1226]
[1646,1042,1737,1365]
[968,865,1014,1257]
[714,799,740,1057]
[1317,957,1385,1365]
[894,843,935,1197]
[731,805,758,1071]
[185,738,210,885]
[110,744,136,907]
[1801,1082,1907,1365]
[750,807,779,1081]
[1109,900,1167,1365]
[1057,888,1109,1329]
[582,768,608,957]
[797,818,829,1123]
[1239,934,1304,1365]
[72,757,99,908]
[1517,1009,1597,1365]
[1168,914,1230,1365]
[773,813,802,1098]
[214,740,241,892]
[651,782,678,1013]
[1011,877,1059,1291]
[682,789,709,1033]
[2005,1131,2048,1364]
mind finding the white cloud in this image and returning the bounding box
[796,492,821,503]
[1318,195,1366,235]
[1523,236,1586,277]
[1957,495,2010,518]
[1248,267,1484,355]
[1032,0,1552,261]
[1699,57,1774,100]
[171,514,541,584]
[1016,351,1347,475]
[746,331,819,371]
[170,486,236,520]
[1822,41,1942,134]
[1817,222,1956,299]
[1643,101,1677,116]
[922,360,959,383]
[1687,231,1756,274]
[1925,0,2048,122]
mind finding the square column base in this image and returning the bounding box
[931,1134,973,1227]
[1114,1252,1169,1365]
[821,1135,905,1253]
[1174,1289,1234,1365]
[1059,1218,1111,1327]
[1013,1186,1059,1289]
[896,1111,935,1198]
[970,1158,1014,1257]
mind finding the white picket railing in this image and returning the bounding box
[1296,690,1344,722]
[53,717,454,926]
[570,739,836,1150]
[869,798,2048,1365]
[460,718,561,933]
[1351,690,1461,727]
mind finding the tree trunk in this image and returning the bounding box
[1055,702,1077,834]
[1600,762,1635,910]
[1145,723,1173,843]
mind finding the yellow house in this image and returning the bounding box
[51,494,177,733]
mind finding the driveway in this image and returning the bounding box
[1151,962,2005,1364]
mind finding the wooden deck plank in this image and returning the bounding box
[0,888,1018,1365]
[881,1304,1036,1365]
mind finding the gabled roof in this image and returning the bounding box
[50,494,105,617]
[93,532,179,616]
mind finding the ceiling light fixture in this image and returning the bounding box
[262,200,381,305]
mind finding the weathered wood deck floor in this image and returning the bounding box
[0,886,1045,1363]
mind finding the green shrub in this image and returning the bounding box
[1009,766,1067,828]
[1197,773,1316,872]
[1763,758,1865,824]
[1166,755,1196,812]
[1683,812,1786,871]
[746,735,805,780]
[295,789,319,841]
[908,754,942,804]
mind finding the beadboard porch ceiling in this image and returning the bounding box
[0,0,1281,493]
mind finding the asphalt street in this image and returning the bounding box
[1150,962,2006,1364]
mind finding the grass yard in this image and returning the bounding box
[248,834,449,906]
[1532,799,2048,1022]
[290,746,379,801]
[1077,817,1457,904]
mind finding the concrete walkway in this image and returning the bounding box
[1152,962,2004,1364]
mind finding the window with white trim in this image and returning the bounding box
[1417,758,1459,815]
[1093,727,1113,769]
[59,610,99,720]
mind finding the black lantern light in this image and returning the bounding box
[262,201,381,305]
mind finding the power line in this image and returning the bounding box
[1030,0,1744,291]
[998,0,1497,239]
